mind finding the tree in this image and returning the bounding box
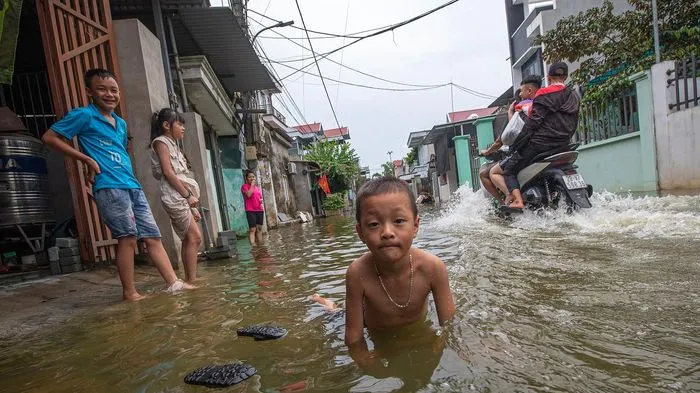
[405,147,418,166]
[536,0,699,104]
[381,162,395,177]
[304,140,360,192]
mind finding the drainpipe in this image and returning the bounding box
[167,15,189,112]
[151,0,177,109]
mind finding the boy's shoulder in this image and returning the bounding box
[65,106,94,119]
[346,253,373,278]
[411,248,446,274]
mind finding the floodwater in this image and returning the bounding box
[2,189,700,392]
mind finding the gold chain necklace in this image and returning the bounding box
[374,253,413,309]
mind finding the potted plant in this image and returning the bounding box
[323,193,346,216]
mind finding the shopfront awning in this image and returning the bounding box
[174,7,278,93]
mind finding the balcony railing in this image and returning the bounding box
[510,5,552,64]
[260,104,286,125]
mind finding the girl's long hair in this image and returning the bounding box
[150,108,192,171]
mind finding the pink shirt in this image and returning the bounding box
[241,183,264,212]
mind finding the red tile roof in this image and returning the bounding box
[323,127,349,139]
[447,107,499,123]
[293,122,322,134]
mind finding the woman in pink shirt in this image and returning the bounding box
[241,170,264,244]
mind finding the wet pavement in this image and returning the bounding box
[1,190,699,392]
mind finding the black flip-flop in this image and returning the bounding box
[184,362,256,387]
[237,325,288,341]
[499,205,524,214]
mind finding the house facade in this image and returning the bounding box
[0,0,299,271]
[505,0,633,89]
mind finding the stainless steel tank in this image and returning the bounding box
[0,132,54,227]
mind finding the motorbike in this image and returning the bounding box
[481,143,593,214]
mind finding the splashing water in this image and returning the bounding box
[433,185,700,239]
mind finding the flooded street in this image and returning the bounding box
[2,190,700,393]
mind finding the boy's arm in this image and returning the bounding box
[430,257,456,326]
[42,130,101,182]
[344,262,365,346]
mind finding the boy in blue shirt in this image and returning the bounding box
[42,69,194,301]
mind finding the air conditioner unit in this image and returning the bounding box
[288,162,297,174]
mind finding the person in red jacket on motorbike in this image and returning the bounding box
[502,62,581,211]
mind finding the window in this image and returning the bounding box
[522,50,543,81]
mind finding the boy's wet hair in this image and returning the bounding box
[355,177,417,223]
[84,68,117,88]
[521,74,542,89]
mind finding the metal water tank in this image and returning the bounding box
[0,128,54,228]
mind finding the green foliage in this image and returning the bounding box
[323,193,346,211]
[372,173,382,178]
[381,162,395,177]
[536,0,700,104]
[305,140,360,192]
[405,147,418,166]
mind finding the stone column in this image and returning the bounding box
[113,19,180,267]
[180,112,219,246]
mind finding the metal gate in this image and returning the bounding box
[468,135,481,191]
[37,0,123,264]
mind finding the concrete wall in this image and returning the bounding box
[577,133,645,192]
[268,132,297,217]
[257,159,278,229]
[180,112,219,245]
[290,162,316,214]
[652,61,700,190]
[114,19,179,267]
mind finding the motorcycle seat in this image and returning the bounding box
[530,143,577,163]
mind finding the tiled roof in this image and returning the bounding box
[323,127,349,139]
[292,122,322,134]
[447,107,499,123]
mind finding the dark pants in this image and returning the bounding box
[502,145,549,192]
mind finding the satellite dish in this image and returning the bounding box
[468,113,479,120]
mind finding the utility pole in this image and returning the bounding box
[387,150,394,177]
[450,80,454,113]
[651,0,661,63]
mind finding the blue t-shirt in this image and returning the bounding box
[50,104,141,191]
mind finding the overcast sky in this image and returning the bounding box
[245,0,512,173]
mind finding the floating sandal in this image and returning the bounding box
[499,205,524,215]
[184,362,256,387]
[236,325,288,341]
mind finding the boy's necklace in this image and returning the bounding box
[374,253,413,309]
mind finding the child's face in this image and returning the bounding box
[86,76,120,112]
[167,120,185,140]
[355,191,419,263]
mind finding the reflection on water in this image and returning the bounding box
[2,189,700,392]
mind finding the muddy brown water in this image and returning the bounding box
[1,190,699,392]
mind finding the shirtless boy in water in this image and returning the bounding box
[313,177,455,367]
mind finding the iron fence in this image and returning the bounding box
[667,55,699,112]
[574,88,639,145]
[0,72,56,138]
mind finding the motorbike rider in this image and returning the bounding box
[502,61,581,210]
[480,75,541,203]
